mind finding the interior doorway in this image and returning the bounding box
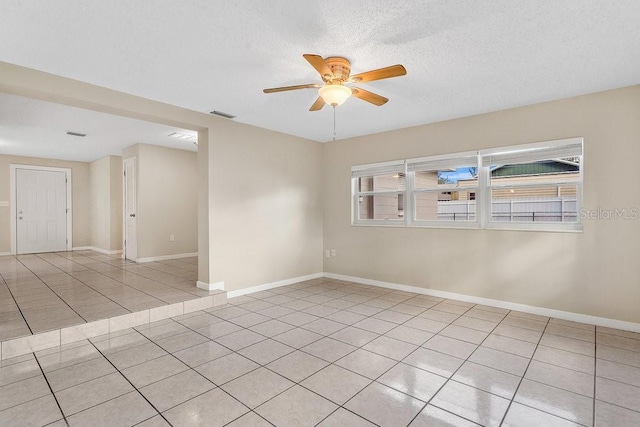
[10,164,72,254]
[123,157,137,261]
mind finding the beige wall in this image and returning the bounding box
[208,119,324,291]
[323,85,640,323]
[109,156,123,250]
[0,154,91,252]
[89,156,110,250]
[122,144,198,259]
[120,127,324,291]
[88,155,122,252]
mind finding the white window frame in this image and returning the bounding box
[351,160,407,226]
[480,137,583,232]
[407,150,480,229]
[351,137,584,233]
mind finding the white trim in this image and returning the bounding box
[226,273,324,298]
[323,272,640,333]
[478,136,583,157]
[10,164,73,254]
[351,159,405,172]
[406,149,478,171]
[485,222,583,233]
[136,252,198,263]
[0,252,11,257]
[123,157,137,261]
[72,246,123,255]
[197,281,225,291]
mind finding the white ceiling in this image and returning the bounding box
[0,93,197,162]
[1,0,640,150]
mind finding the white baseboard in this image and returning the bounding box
[0,252,11,257]
[136,252,198,263]
[227,273,324,298]
[197,281,225,291]
[73,246,122,255]
[324,272,640,333]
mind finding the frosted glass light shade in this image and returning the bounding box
[319,84,352,106]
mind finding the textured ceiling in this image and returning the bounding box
[1,0,640,146]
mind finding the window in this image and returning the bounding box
[351,137,583,232]
[480,138,583,231]
[352,160,406,225]
[407,152,479,227]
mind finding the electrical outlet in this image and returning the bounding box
[331,249,336,257]
[169,234,175,242]
[325,249,330,258]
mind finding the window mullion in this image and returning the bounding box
[406,171,414,226]
[478,154,489,228]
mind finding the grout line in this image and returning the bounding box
[84,338,174,425]
[223,282,471,425]
[222,410,275,426]
[28,253,129,322]
[52,251,199,306]
[402,304,487,426]
[33,351,70,427]
[14,255,87,331]
[498,316,551,426]
[151,283,393,423]
[93,317,264,423]
[0,274,34,336]
[49,254,169,313]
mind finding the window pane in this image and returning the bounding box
[489,157,580,223]
[358,194,404,220]
[491,185,578,222]
[358,173,405,192]
[414,167,477,189]
[415,191,477,221]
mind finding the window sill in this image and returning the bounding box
[351,222,583,233]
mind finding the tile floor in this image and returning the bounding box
[0,251,215,340]
[1,278,639,426]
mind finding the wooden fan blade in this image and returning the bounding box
[263,83,321,93]
[309,97,326,111]
[303,54,334,79]
[350,64,406,83]
[351,87,388,106]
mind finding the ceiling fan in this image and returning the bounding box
[263,54,407,111]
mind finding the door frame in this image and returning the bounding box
[10,164,73,255]
[122,157,137,261]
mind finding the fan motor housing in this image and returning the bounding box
[324,57,351,83]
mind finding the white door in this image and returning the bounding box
[16,168,68,254]
[123,158,137,261]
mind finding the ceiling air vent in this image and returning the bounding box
[210,110,236,119]
[66,131,86,137]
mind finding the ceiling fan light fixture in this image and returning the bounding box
[318,84,352,107]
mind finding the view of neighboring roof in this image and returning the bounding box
[491,159,579,178]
